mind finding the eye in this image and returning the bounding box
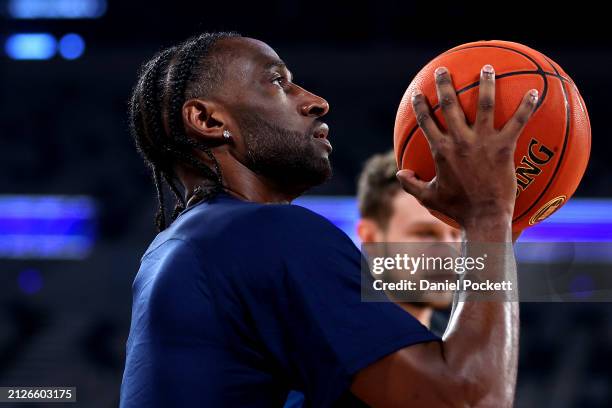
[414,230,438,239]
[272,75,289,88]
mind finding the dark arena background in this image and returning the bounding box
[1,1,611,407]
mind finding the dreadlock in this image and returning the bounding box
[129,32,241,231]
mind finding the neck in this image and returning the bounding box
[397,303,433,328]
[221,161,300,203]
[178,150,304,205]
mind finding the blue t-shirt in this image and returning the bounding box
[120,193,439,407]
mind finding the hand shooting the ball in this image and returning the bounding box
[397,65,538,240]
[352,65,537,407]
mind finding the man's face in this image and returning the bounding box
[365,191,461,309]
[385,192,462,243]
[215,37,332,194]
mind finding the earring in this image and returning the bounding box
[223,129,232,140]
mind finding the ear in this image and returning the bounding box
[182,99,230,145]
[357,218,382,243]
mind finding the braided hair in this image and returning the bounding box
[129,32,241,231]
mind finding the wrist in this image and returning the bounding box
[463,215,512,242]
[461,202,513,229]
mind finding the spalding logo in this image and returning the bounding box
[516,138,555,196]
[529,196,566,225]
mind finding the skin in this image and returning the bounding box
[176,37,537,407]
[358,189,522,326]
[358,191,461,325]
[352,66,536,407]
[177,37,330,205]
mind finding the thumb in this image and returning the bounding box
[396,169,429,201]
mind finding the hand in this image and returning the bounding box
[397,65,539,228]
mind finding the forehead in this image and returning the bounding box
[217,37,285,75]
[391,192,437,224]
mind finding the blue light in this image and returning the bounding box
[8,0,107,19]
[58,33,85,60]
[296,197,612,262]
[5,33,56,60]
[0,195,96,260]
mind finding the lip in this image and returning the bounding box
[312,122,332,152]
[315,137,333,152]
[312,122,329,139]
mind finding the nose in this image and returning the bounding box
[300,91,330,117]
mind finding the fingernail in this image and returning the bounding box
[435,67,448,77]
[529,89,539,102]
[412,89,422,99]
[482,64,494,74]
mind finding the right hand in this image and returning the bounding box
[397,65,539,229]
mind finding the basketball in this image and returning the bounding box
[394,40,591,232]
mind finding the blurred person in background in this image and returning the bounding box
[356,150,460,329]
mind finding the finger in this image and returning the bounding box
[474,64,496,131]
[412,90,444,144]
[396,169,429,202]
[434,67,468,136]
[501,89,539,140]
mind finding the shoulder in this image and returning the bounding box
[147,196,357,260]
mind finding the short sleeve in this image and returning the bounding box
[226,205,441,407]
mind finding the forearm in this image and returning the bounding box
[441,217,519,406]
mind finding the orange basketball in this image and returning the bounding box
[394,40,591,233]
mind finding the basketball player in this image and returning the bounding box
[120,32,538,407]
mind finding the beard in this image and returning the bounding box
[235,110,332,194]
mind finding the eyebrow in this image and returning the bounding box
[264,60,293,81]
[264,60,287,70]
[408,221,441,230]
